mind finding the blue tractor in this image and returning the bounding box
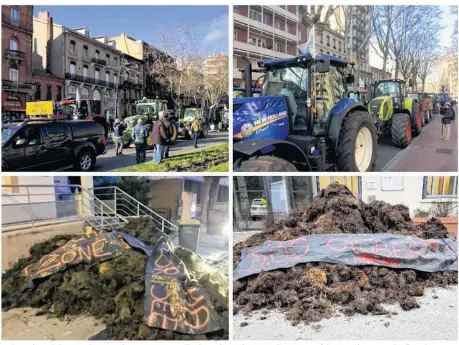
[233,53,378,172]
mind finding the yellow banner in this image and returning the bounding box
[26,101,53,115]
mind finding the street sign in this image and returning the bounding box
[26,101,53,115]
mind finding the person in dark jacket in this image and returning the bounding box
[132,118,148,163]
[441,102,453,140]
[151,111,168,163]
[113,119,126,156]
[162,117,172,159]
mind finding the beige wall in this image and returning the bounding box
[109,33,144,60]
[2,221,84,269]
[150,179,182,219]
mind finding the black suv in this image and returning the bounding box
[2,120,106,171]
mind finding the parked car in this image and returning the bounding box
[250,198,268,220]
[2,120,106,172]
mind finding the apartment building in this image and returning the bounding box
[32,68,63,101]
[109,32,161,98]
[371,66,391,82]
[233,5,300,87]
[2,5,34,119]
[315,26,346,59]
[205,53,229,76]
[33,11,122,116]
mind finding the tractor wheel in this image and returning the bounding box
[235,156,297,172]
[200,124,209,138]
[410,102,422,136]
[336,111,377,172]
[169,122,179,144]
[391,113,412,148]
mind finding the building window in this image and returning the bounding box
[423,177,458,199]
[234,5,240,13]
[106,53,110,64]
[298,31,302,40]
[106,71,110,82]
[249,9,263,23]
[217,185,229,203]
[81,87,89,100]
[274,42,281,52]
[95,50,100,59]
[68,85,76,98]
[9,37,18,51]
[234,30,239,41]
[339,41,342,51]
[35,83,41,100]
[320,34,323,43]
[114,57,118,66]
[83,45,88,57]
[83,65,88,78]
[95,68,100,80]
[333,38,336,49]
[69,61,76,74]
[114,73,118,85]
[9,67,18,81]
[69,40,76,54]
[327,36,330,46]
[275,19,284,30]
[46,84,52,100]
[56,85,62,101]
[11,7,19,26]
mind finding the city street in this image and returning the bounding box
[93,131,228,171]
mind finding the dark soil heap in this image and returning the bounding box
[2,218,228,340]
[233,183,457,325]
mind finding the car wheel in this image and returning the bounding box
[76,151,95,171]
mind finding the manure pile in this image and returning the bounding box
[2,217,228,340]
[233,183,457,325]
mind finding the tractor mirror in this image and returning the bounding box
[346,75,355,84]
[316,56,330,73]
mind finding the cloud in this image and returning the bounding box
[204,14,228,42]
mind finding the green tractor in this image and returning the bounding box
[215,106,229,131]
[112,98,178,149]
[177,108,209,139]
[368,79,422,148]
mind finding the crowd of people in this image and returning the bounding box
[111,111,202,165]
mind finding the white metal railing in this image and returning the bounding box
[89,186,178,238]
[2,184,127,231]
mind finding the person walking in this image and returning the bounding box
[132,118,148,163]
[151,111,169,163]
[191,118,200,148]
[441,102,453,141]
[113,119,126,156]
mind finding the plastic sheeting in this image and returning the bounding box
[234,234,458,280]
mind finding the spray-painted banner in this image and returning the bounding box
[145,237,222,334]
[233,234,458,280]
[22,231,133,280]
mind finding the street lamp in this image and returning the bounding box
[107,57,132,120]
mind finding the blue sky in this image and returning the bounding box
[33,5,229,54]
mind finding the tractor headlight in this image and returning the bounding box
[307,98,311,107]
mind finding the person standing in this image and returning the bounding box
[151,111,169,163]
[132,118,148,163]
[441,102,453,141]
[113,119,126,156]
[191,118,200,148]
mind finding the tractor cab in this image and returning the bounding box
[133,98,168,123]
[233,52,377,172]
[57,99,102,120]
[370,79,407,110]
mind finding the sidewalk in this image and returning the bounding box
[383,114,457,172]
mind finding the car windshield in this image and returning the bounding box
[437,94,448,101]
[2,127,20,143]
[262,67,308,97]
[136,105,155,115]
[252,200,263,206]
[374,82,400,98]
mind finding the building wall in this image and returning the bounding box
[316,26,346,59]
[32,71,63,101]
[2,5,35,112]
[109,33,144,60]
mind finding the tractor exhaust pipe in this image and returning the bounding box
[241,56,252,97]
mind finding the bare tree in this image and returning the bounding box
[147,23,207,115]
[203,57,228,119]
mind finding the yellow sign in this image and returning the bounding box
[26,101,54,116]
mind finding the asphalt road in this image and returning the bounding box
[234,286,458,340]
[93,131,228,171]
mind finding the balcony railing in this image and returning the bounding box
[2,79,34,91]
[91,58,107,66]
[5,49,25,59]
[2,14,33,32]
[64,73,115,89]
